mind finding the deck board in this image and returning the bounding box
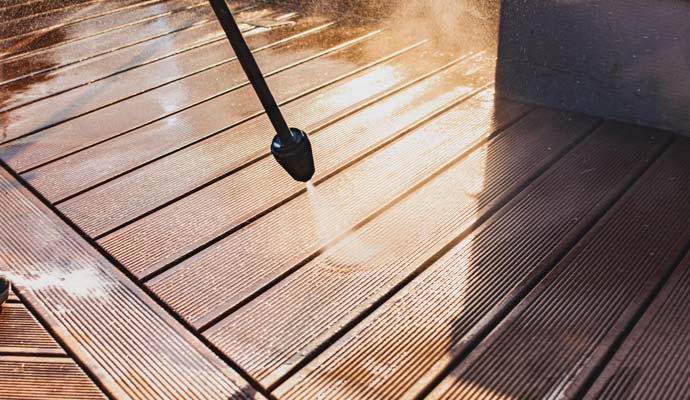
[426,137,690,400]
[0,0,164,46]
[584,249,690,400]
[1,1,689,399]
[0,0,218,69]
[0,167,263,400]
[0,356,106,400]
[0,5,290,142]
[208,108,610,389]
[0,2,260,108]
[0,302,65,355]
[60,39,451,239]
[150,89,531,330]
[0,17,335,171]
[22,24,382,201]
[1,288,104,398]
[274,122,671,399]
[97,51,494,279]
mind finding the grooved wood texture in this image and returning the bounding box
[585,250,690,400]
[0,303,65,355]
[0,356,106,400]
[427,138,690,400]
[0,168,262,400]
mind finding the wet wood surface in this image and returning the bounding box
[1,1,689,399]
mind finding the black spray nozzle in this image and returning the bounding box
[271,128,315,182]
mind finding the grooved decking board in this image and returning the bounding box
[0,0,257,106]
[274,122,671,399]
[0,7,302,144]
[22,25,388,202]
[97,50,493,279]
[427,138,690,400]
[0,0,211,65]
[0,21,338,174]
[152,89,531,329]
[0,0,167,47]
[0,1,216,83]
[0,356,107,400]
[61,41,454,240]
[0,302,65,355]
[0,0,88,20]
[0,168,264,400]
[584,250,690,400]
[206,108,606,389]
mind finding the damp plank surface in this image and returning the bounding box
[0,302,65,355]
[584,249,690,400]
[0,166,262,399]
[0,289,105,398]
[1,1,690,399]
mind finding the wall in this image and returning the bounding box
[496,0,690,135]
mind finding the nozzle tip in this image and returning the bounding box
[271,128,315,182]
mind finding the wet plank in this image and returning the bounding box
[0,0,92,20]
[275,122,671,399]
[96,50,493,279]
[426,137,690,400]
[0,6,296,142]
[0,356,106,400]
[0,302,65,355]
[22,24,384,201]
[206,109,619,389]
[0,0,163,42]
[0,167,264,400]
[0,16,330,171]
[148,88,530,330]
[58,36,444,238]
[0,1,211,81]
[0,0,212,60]
[0,0,251,89]
[584,250,690,400]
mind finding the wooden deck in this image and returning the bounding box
[0,290,106,399]
[1,1,689,399]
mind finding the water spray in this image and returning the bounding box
[209,0,315,182]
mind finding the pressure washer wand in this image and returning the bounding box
[208,0,315,182]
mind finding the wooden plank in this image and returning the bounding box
[0,2,267,104]
[97,50,493,279]
[0,1,211,80]
[208,108,616,389]
[0,356,107,400]
[0,302,65,355]
[275,121,672,399]
[0,17,332,171]
[0,0,210,62]
[151,89,531,330]
[0,0,56,12]
[0,0,92,20]
[427,138,690,400]
[497,0,690,136]
[0,5,294,142]
[21,24,385,200]
[59,38,447,238]
[0,167,264,400]
[585,250,690,400]
[0,0,164,42]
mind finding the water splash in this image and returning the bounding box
[2,265,112,300]
[305,181,378,269]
